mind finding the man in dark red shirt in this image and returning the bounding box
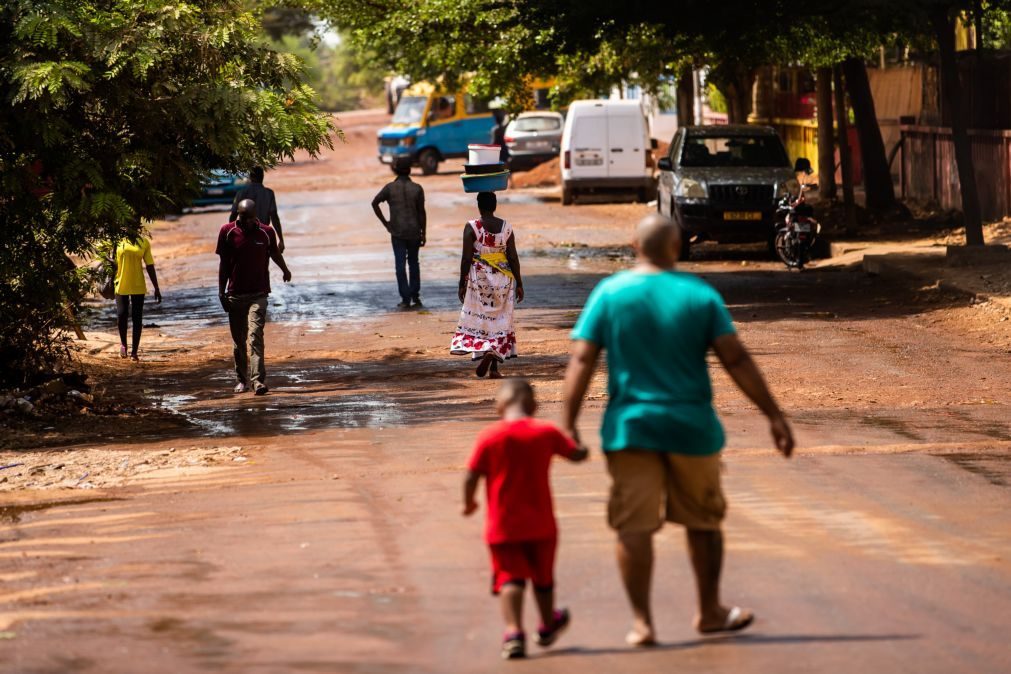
[463,379,588,659]
[216,199,291,395]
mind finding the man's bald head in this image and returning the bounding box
[236,199,257,227]
[635,213,681,268]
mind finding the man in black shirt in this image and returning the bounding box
[372,156,427,309]
[230,166,285,252]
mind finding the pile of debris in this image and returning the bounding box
[0,373,115,418]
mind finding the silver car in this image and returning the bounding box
[657,125,806,259]
[504,111,564,170]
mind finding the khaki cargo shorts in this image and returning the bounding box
[605,449,726,533]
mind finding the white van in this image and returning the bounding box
[560,99,656,205]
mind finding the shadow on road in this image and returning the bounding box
[540,632,921,658]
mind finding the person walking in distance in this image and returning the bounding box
[112,233,162,360]
[451,191,523,378]
[216,199,291,395]
[371,156,427,309]
[561,213,794,646]
[230,166,286,253]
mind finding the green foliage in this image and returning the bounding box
[272,34,387,111]
[0,0,335,386]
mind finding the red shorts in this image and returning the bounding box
[488,539,557,594]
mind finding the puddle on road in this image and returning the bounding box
[152,391,405,438]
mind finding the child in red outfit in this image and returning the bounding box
[463,379,588,659]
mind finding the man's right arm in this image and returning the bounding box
[561,339,602,446]
[712,333,794,457]
[217,255,231,312]
[371,187,390,230]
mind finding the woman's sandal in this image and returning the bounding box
[475,353,495,378]
[119,345,128,359]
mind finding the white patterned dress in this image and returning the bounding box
[450,219,518,361]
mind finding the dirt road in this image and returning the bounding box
[3,110,1010,673]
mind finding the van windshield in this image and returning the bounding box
[392,96,428,125]
[680,135,790,168]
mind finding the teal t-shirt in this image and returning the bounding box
[571,270,736,455]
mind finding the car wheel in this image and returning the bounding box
[562,184,574,206]
[418,149,439,175]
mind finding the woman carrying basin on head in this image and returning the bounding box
[451,192,524,378]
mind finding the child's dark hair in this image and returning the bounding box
[477,191,497,213]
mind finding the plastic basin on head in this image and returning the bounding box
[468,144,501,165]
[461,170,510,193]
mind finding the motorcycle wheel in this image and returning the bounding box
[774,230,801,269]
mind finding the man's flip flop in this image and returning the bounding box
[625,628,657,647]
[698,606,754,634]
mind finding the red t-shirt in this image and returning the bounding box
[468,417,579,544]
[215,221,277,296]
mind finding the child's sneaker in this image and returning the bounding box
[501,631,526,659]
[536,608,571,647]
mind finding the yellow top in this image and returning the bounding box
[114,238,154,296]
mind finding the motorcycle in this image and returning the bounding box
[773,159,821,270]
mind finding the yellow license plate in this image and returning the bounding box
[723,211,762,221]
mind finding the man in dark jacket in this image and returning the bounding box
[372,156,427,309]
[230,166,285,253]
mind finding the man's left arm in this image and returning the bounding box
[713,333,794,457]
[417,186,427,246]
[269,191,284,253]
[268,231,292,283]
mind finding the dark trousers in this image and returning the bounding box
[227,293,268,386]
[116,294,145,355]
[391,237,421,301]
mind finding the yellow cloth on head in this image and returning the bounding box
[114,238,153,295]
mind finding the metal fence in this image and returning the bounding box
[901,125,1011,220]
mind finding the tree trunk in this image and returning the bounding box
[833,65,857,233]
[724,65,755,124]
[842,57,895,211]
[816,66,837,200]
[932,7,985,245]
[677,68,695,128]
[752,66,775,122]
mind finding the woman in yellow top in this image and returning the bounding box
[114,237,162,360]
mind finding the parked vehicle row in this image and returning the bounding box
[373,87,817,264]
